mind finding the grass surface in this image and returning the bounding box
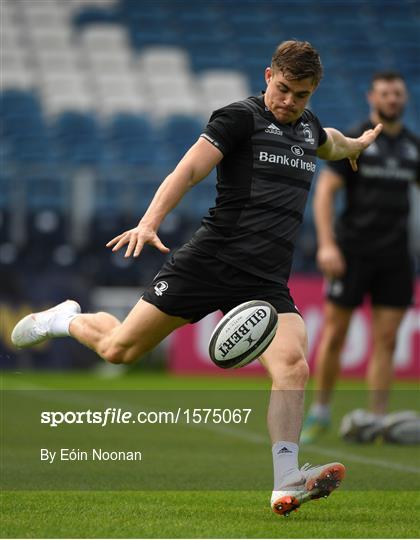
[1,490,419,538]
[1,370,419,538]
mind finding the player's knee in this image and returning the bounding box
[292,356,310,385]
[266,348,309,386]
[376,327,398,352]
[271,359,309,387]
[323,324,347,352]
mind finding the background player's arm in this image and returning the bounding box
[107,138,223,257]
[317,124,382,172]
[313,168,346,279]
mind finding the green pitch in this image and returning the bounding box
[1,370,419,539]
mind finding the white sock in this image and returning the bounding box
[48,312,80,337]
[309,402,331,421]
[272,440,300,489]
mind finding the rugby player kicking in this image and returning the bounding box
[12,41,382,516]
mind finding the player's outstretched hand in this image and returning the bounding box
[317,243,346,279]
[106,225,170,258]
[348,123,382,172]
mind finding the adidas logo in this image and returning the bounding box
[277,446,292,454]
[265,123,283,136]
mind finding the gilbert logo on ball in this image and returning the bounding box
[208,300,278,369]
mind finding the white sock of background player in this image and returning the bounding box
[309,402,331,422]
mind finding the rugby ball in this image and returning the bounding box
[382,411,420,444]
[339,409,384,443]
[208,300,278,369]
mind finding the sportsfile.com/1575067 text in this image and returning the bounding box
[40,408,253,427]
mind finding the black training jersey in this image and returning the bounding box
[328,121,420,256]
[188,95,327,284]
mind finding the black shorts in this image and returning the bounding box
[326,249,414,308]
[142,245,300,323]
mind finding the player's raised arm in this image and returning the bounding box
[106,137,223,258]
[317,124,383,171]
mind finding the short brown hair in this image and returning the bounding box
[370,70,405,88]
[271,40,323,86]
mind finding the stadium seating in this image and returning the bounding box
[53,111,104,164]
[107,113,156,165]
[0,175,12,245]
[1,0,419,286]
[158,115,204,163]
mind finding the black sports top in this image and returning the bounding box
[328,121,420,256]
[188,95,327,284]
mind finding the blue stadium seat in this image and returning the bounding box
[53,112,103,164]
[23,174,68,212]
[122,0,179,46]
[94,176,125,214]
[156,115,204,166]
[120,0,169,19]
[131,28,179,47]
[0,175,12,243]
[0,174,11,209]
[1,90,53,163]
[127,177,161,216]
[13,135,55,163]
[0,90,43,120]
[177,8,222,26]
[86,173,133,258]
[18,173,68,261]
[72,6,119,27]
[162,115,203,139]
[107,114,156,165]
[178,28,229,48]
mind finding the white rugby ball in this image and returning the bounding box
[339,409,383,443]
[208,300,278,369]
[382,411,420,444]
